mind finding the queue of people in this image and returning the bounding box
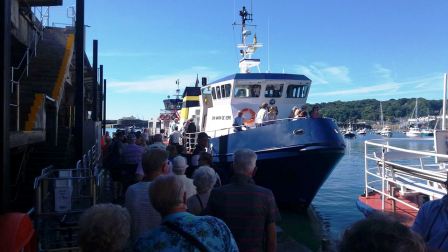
[81,141,446,252]
[85,132,448,252]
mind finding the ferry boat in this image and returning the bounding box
[184,6,346,209]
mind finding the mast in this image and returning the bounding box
[443,74,447,130]
[380,102,384,128]
[236,6,262,73]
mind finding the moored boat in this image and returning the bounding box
[183,6,345,209]
[357,74,448,225]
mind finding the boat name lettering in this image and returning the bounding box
[211,116,232,120]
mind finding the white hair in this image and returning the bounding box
[233,149,257,175]
[79,204,130,252]
[150,175,185,215]
[193,166,217,193]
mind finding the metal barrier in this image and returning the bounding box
[364,138,448,213]
[33,163,98,251]
[31,141,102,251]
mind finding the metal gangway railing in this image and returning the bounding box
[364,138,448,213]
[33,144,102,251]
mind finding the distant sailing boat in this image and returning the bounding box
[379,102,392,137]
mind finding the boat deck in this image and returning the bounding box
[357,191,418,226]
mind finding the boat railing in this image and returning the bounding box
[183,116,321,153]
[364,138,448,213]
[203,117,311,138]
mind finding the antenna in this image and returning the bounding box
[268,17,271,73]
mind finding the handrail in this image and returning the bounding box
[364,139,448,214]
[202,116,310,138]
[10,28,41,131]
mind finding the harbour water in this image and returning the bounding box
[281,132,435,251]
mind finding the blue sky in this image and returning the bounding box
[50,0,448,119]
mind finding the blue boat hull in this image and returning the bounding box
[210,118,345,210]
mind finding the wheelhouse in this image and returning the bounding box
[199,73,311,133]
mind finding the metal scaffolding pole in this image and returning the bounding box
[1,0,11,213]
[100,65,105,134]
[74,0,85,159]
[103,79,107,135]
[92,40,98,121]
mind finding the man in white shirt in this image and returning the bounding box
[169,126,182,145]
[255,102,269,127]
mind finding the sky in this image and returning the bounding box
[49,0,448,120]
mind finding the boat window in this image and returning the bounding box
[216,85,222,99]
[234,84,261,98]
[286,85,309,98]
[265,84,284,98]
[225,84,231,98]
[221,85,226,98]
[211,87,217,99]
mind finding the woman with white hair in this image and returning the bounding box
[134,175,238,251]
[172,156,196,198]
[79,203,131,252]
[187,166,217,215]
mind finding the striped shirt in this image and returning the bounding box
[205,174,280,252]
[125,181,161,242]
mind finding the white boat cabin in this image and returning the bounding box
[198,73,311,136]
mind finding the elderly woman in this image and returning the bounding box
[172,156,196,198]
[187,166,218,215]
[79,203,131,252]
[134,175,238,251]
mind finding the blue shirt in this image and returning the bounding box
[134,212,239,252]
[412,195,448,251]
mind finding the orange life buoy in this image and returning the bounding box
[241,108,256,126]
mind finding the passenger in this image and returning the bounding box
[310,105,322,119]
[232,110,245,132]
[198,152,222,187]
[299,105,309,117]
[125,148,169,242]
[121,133,145,183]
[79,203,131,252]
[147,133,166,150]
[289,106,298,118]
[142,128,149,145]
[187,132,209,177]
[187,166,218,215]
[134,175,238,252]
[169,126,182,145]
[267,106,278,124]
[412,176,448,251]
[134,131,146,148]
[172,156,197,199]
[103,130,125,201]
[206,149,280,252]
[340,213,425,252]
[255,102,269,127]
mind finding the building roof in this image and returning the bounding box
[209,73,311,85]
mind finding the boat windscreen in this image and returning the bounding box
[234,84,261,98]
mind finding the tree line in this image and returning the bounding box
[310,98,443,123]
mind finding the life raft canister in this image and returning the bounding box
[241,108,256,127]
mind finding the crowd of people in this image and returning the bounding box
[90,115,447,252]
